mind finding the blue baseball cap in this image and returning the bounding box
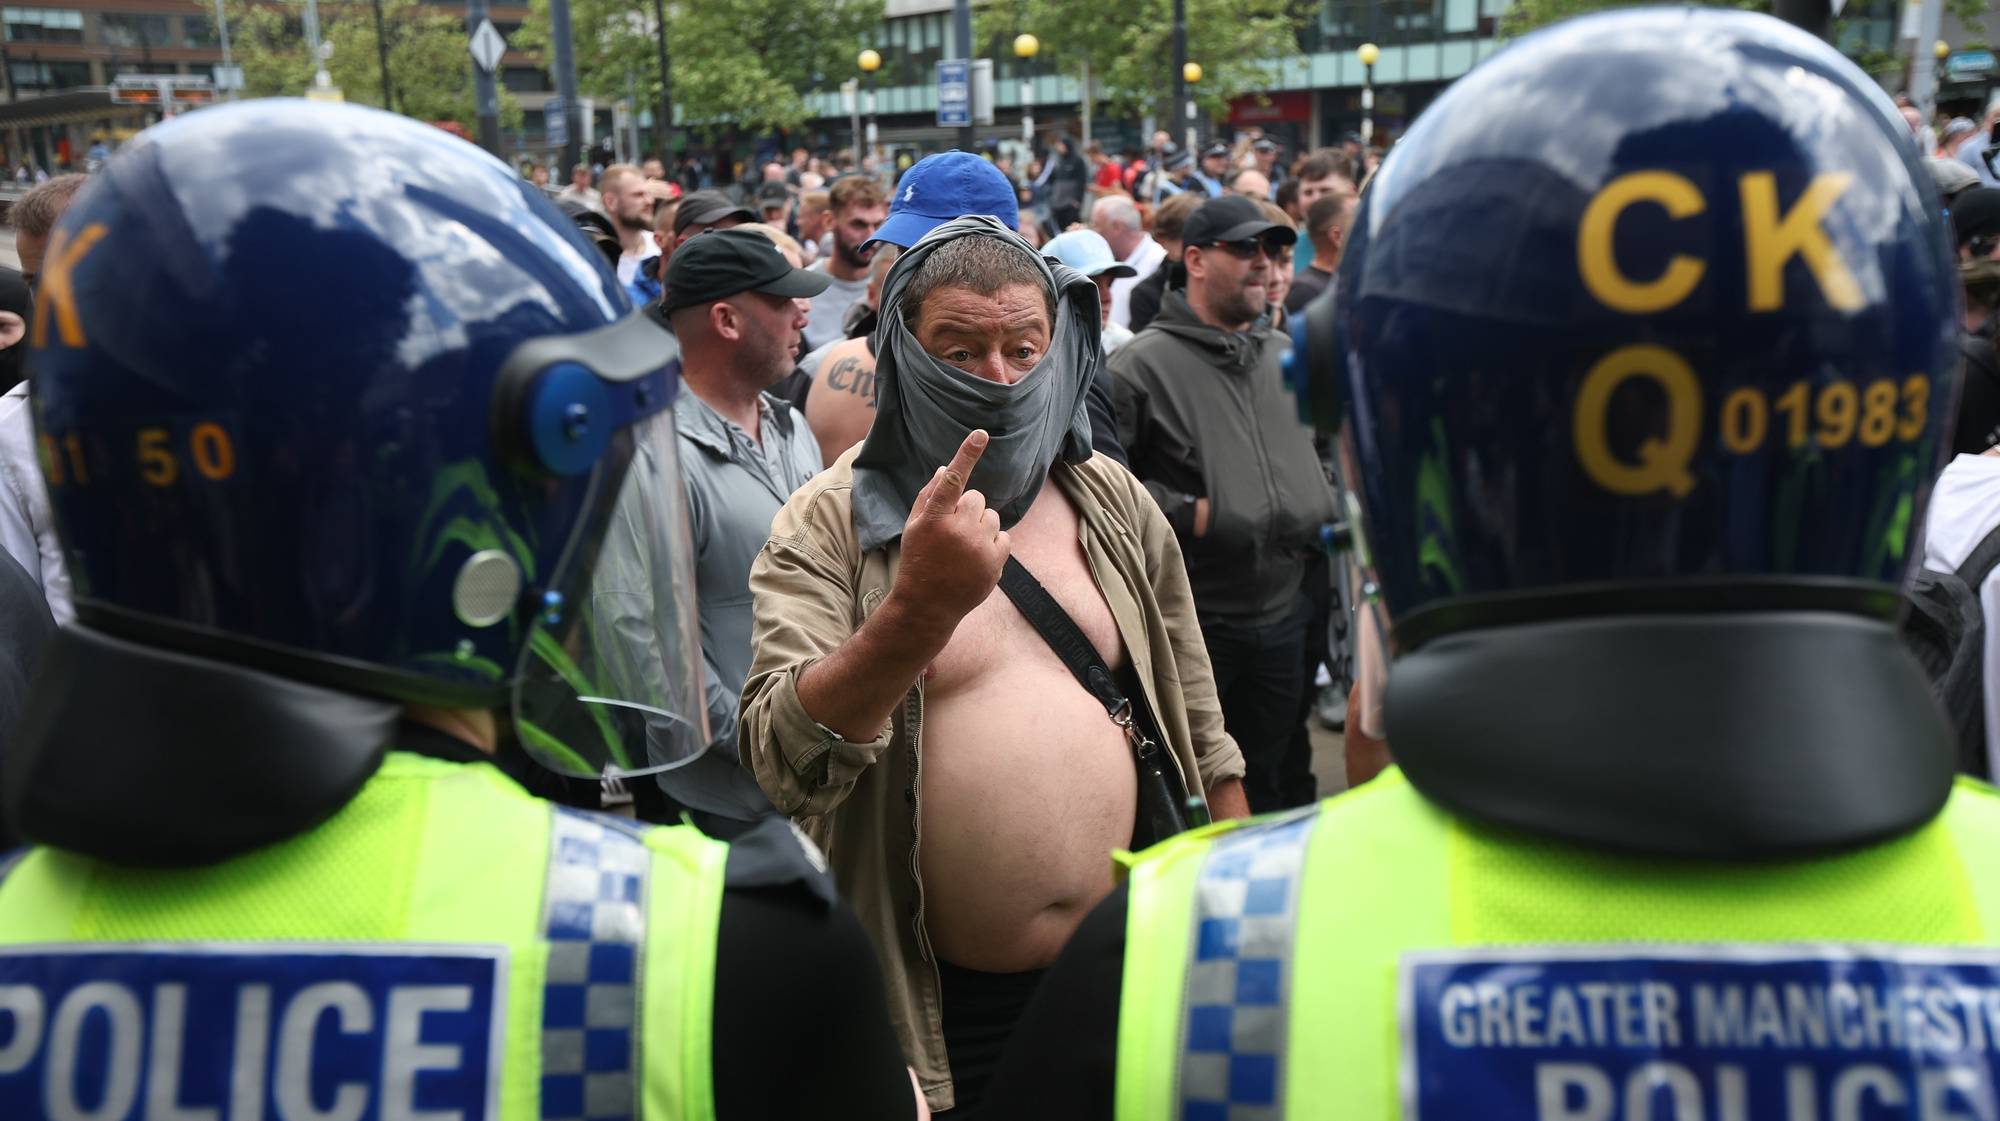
[871,151,1021,248]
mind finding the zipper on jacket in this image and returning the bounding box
[1229,369,1285,571]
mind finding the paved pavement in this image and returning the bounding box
[1312,718,1347,799]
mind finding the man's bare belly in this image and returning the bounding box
[916,488,1137,973]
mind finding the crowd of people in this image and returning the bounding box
[0,7,1999,1119]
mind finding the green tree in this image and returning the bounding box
[515,0,882,140]
[221,0,519,132]
[975,0,1311,119]
[1500,0,1989,53]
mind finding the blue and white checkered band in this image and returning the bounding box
[541,807,652,1121]
[1178,808,1320,1121]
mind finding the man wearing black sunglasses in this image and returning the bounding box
[1110,194,1340,813]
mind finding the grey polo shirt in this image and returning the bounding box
[676,388,825,707]
[656,388,823,821]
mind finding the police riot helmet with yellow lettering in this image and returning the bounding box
[10,101,707,863]
[1311,9,1961,857]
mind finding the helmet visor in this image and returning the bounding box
[511,409,708,779]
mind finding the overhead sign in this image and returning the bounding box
[936,59,970,128]
[110,74,216,105]
[469,18,506,74]
[1947,49,1998,80]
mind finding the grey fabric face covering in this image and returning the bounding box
[850,215,1103,552]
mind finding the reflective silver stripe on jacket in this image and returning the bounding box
[1178,808,1320,1121]
[541,807,652,1121]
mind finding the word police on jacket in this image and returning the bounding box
[0,947,505,1121]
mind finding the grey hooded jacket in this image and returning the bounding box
[1110,287,1338,625]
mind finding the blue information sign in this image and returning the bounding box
[1402,946,2000,1120]
[936,59,970,128]
[546,96,568,148]
[0,944,507,1121]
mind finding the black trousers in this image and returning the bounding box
[1279,551,1334,809]
[1200,598,1312,815]
[935,959,1048,1118]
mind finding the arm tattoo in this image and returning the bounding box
[824,356,878,408]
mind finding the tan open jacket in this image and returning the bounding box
[738,444,1246,1111]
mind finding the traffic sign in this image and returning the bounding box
[469,18,506,74]
[212,65,244,91]
[936,59,970,128]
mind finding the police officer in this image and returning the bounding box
[981,10,1997,1118]
[0,101,924,1121]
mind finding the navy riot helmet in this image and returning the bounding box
[1315,9,1962,857]
[12,101,706,862]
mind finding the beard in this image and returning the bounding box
[836,234,877,271]
[1213,278,1268,326]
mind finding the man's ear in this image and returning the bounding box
[712,299,743,342]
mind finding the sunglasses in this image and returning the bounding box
[1203,235,1291,260]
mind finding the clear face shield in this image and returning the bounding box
[499,317,709,782]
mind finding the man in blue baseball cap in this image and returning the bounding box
[863,151,1123,465]
[871,150,1022,248]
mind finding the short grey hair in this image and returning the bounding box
[1092,195,1142,233]
[900,235,1054,332]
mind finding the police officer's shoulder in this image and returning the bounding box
[716,814,837,908]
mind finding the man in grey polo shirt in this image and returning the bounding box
[657,228,831,830]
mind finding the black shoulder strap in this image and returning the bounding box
[997,556,1128,720]
[1957,522,2000,592]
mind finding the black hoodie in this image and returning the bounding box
[1109,288,1337,625]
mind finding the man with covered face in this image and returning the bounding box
[741,216,1249,1115]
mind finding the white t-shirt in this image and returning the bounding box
[617,241,661,287]
[556,184,602,212]
[1110,237,1166,329]
[0,382,70,623]
[1921,453,2000,775]
[804,261,869,352]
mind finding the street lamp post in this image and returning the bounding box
[650,0,673,164]
[1932,39,1951,122]
[1181,60,1202,155]
[1357,42,1379,148]
[1014,33,1039,149]
[858,48,881,170]
[1171,0,1187,155]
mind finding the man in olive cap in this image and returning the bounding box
[656,228,829,830]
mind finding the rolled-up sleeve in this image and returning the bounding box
[738,528,894,817]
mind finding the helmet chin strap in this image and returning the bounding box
[5,626,396,867]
